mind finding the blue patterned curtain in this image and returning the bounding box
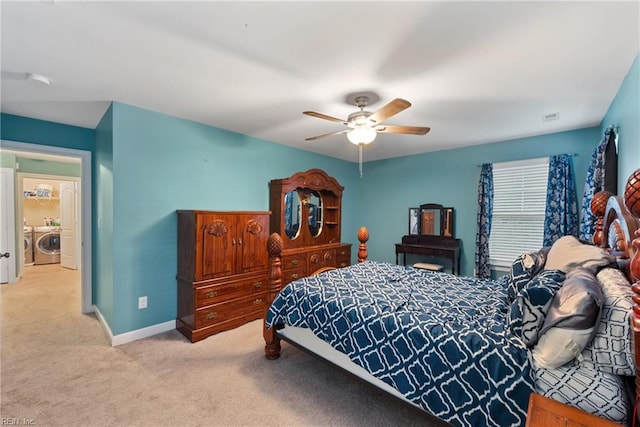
[579,126,617,240]
[475,164,493,279]
[543,154,578,246]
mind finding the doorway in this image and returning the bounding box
[0,140,92,314]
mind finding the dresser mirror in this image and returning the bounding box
[269,168,344,250]
[419,204,455,237]
[284,190,302,240]
[304,190,322,237]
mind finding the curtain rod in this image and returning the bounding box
[476,153,579,167]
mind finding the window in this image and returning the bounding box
[489,157,549,268]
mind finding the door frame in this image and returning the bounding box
[0,167,17,283]
[1,140,92,314]
[19,174,81,272]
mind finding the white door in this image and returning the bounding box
[0,168,16,283]
[60,181,78,270]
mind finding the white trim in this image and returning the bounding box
[0,168,17,283]
[1,140,93,313]
[94,306,176,346]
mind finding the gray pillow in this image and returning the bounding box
[532,267,603,368]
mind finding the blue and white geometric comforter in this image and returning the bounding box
[266,261,534,427]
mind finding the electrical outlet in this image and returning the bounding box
[138,296,147,309]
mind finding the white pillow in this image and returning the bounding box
[544,236,614,273]
[533,327,595,368]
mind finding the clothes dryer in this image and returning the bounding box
[24,226,34,265]
[34,226,60,265]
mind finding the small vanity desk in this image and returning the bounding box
[396,203,461,274]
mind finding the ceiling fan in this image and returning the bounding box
[303,95,430,145]
[303,95,430,176]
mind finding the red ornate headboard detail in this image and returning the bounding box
[624,169,640,421]
[596,168,640,422]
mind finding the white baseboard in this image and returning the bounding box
[93,305,176,346]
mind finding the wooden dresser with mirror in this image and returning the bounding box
[396,203,461,274]
[269,169,351,285]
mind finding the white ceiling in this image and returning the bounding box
[1,1,638,163]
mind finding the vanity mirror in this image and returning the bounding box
[419,204,454,237]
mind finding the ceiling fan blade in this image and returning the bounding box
[368,98,411,125]
[305,129,348,141]
[303,111,349,126]
[376,125,431,135]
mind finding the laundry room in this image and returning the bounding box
[20,174,80,272]
[23,178,62,266]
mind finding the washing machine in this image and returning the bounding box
[34,226,61,265]
[23,226,34,265]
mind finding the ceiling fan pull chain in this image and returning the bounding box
[359,144,364,178]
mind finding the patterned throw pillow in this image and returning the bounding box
[509,269,566,347]
[507,248,549,302]
[580,267,635,376]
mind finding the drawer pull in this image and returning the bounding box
[206,291,218,299]
[253,298,263,305]
[291,273,299,279]
[291,259,299,266]
[254,282,263,289]
[206,312,217,320]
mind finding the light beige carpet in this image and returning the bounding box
[1,264,444,427]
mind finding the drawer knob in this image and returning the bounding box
[206,312,217,320]
[206,291,218,299]
[291,273,299,279]
[254,282,262,289]
[253,298,263,305]
[291,259,299,266]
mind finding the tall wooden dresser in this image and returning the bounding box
[176,210,270,342]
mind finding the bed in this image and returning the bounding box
[263,168,640,426]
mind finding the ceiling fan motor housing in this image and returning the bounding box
[347,111,372,127]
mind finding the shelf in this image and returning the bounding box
[24,196,59,200]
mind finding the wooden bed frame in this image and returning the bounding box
[263,168,640,422]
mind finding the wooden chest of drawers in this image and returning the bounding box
[280,243,352,286]
[176,210,270,342]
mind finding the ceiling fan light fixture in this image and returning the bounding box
[347,126,376,145]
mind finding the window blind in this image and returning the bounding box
[489,158,549,267]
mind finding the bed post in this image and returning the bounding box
[591,191,614,246]
[623,169,640,421]
[264,232,283,360]
[358,226,369,262]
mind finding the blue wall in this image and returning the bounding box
[602,53,639,193]
[360,127,599,275]
[0,113,95,151]
[102,103,360,334]
[94,105,115,327]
